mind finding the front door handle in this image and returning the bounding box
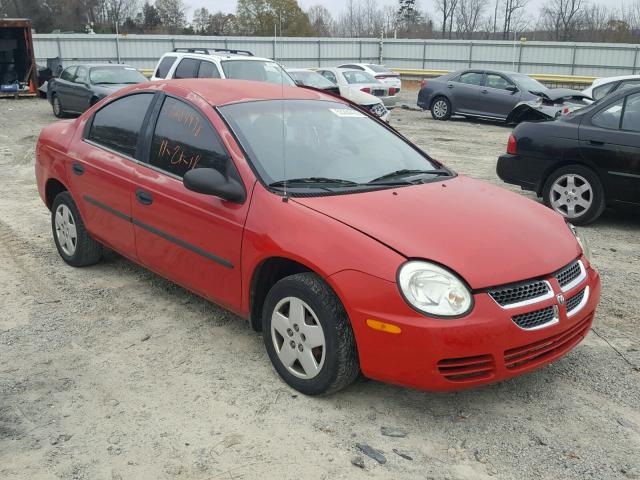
[72,162,84,175]
[447,83,454,89]
[481,89,488,94]
[589,140,605,146]
[136,189,153,205]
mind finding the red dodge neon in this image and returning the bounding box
[35,79,601,395]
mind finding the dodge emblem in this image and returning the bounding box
[557,294,565,305]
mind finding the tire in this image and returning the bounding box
[430,96,452,121]
[51,94,65,118]
[262,273,360,395]
[542,165,606,225]
[51,192,103,267]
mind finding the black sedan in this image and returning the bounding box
[47,64,148,117]
[417,69,589,123]
[497,86,640,225]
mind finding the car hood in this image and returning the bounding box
[533,88,590,102]
[293,175,580,289]
[92,84,135,96]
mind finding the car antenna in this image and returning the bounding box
[277,20,288,203]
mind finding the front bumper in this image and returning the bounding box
[330,258,600,391]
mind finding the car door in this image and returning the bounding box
[579,92,640,205]
[70,66,92,112]
[481,73,522,119]
[448,71,486,115]
[68,92,156,257]
[130,93,249,307]
[54,66,77,109]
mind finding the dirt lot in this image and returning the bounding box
[0,93,639,480]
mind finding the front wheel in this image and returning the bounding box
[430,96,452,120]
[51,192,103,267]
[542,165,606,225]
[262,273,360,395]
[52,94,65,118]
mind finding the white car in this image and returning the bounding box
[316,67,397,107]
[338,63,402,93]
[582,75,640,101]
[151,48,296,85]
[287,68,390,122]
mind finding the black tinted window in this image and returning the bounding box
[156,56,176,78]
[60,67,76,82]
[458,72,484,86]
[622,93,640,132]
[174,58,198,79]
[149,97,230,178]
[592,99,623,129]
[88,93,154,157]
[198,61,221,78]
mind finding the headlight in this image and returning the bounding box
[568,223,592,262]
[398,261,473,317]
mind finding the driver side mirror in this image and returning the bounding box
[506,85,519,93]
[183,168,245,203]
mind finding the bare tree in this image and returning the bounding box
[192,7,210,34]
[434,0,459,38]
[455,0,486,38]
[540,0,584,41]
[501,0,529,39]
[307,4,333,36]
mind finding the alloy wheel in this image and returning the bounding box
[433,100,448,118]
[550,173,593,219]
[55,204,77,256]
[270,296,326,379]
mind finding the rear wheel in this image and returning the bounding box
[52,94,65,118]
[430,96,452,120]
[542,165,605,225]
[262,273,360,395]
[51,192,103,266]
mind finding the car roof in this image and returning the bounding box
[592,74,640,86]
[128,79,345,107]
[161,51,274,62]
[67,63,136,69]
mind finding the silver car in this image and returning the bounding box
[316,67,396,107]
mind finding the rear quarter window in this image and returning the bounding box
[155,56,177,79]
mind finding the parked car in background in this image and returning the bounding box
[582,74,640,101]
[47,64,148,117]
[316,67,397,107]
[36,78,599,395]
[418,69,589,123]
[287,68,389,122]
[338,63,402,93]
[151,48,296,86]
[497,86,640,224]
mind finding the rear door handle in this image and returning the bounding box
[72,162,84,175]
[135,189,153,205]
[589,140,605,146]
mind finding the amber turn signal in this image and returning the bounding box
[366,319,401,334]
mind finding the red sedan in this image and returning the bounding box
[35,79,600,395]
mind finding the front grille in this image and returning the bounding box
[489,280,549,307]
[504,315,592,370]
[512,305,556,330]
[437,354,494,382]
[566,288,586,313]
[555,261,581,288]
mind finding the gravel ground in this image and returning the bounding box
[0,92,639,480]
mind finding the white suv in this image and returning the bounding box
[151,48,296,85]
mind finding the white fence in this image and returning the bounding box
[33,34,640,77]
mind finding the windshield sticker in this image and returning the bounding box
[329,108,366,118]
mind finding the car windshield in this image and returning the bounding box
[511,73,547,92]
[221,60,295,86]
[89,66,147,84]
[342,70,378,84]
[219,99,444,189]
[289,70,335,89]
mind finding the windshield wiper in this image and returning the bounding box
[93,81,121,85]
[269,177,359,188]
[368,169,450,184]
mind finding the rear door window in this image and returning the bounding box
[87,93,154,158]
[60,67,76,82]
[621,93,640,132]
[592,99,623,129]
[174,58,199,79]
[149,97,231,178]
[198,61,221,78]
[155,56,177,78]
[458,72,484,86]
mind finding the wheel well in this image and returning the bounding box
[45,178,67,209]
[249,257,312,332]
